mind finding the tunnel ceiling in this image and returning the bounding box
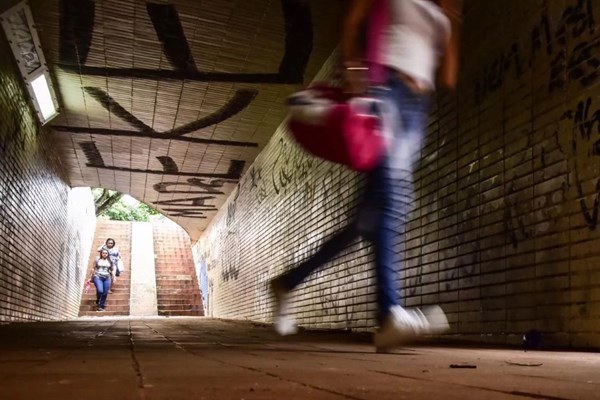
[31,0,342,240]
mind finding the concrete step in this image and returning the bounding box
[156,275,193,280]
[156,288,199,293]
[82,296,130,302]
[80,307,130,313]
[158,304,197,311]
[156,281,195,286]
[157,295,202,301]
[81,299,131,306]
[157,306,198,311]
[157,310,203,316]
[155,299,195,305]
[79,310,129,317]
[83,287,130,294]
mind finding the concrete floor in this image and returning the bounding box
[0,318,598,399]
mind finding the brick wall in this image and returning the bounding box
[0,34,96,321]
[153,219,203,316]
[194,0,600,348]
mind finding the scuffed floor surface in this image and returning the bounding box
[0,317,598,399]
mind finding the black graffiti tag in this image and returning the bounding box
[153,178,226,195]
[58,0,313,84]
[54,87,259,148]
[561,97,600,229]
[476,0,597,101]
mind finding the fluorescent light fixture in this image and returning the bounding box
[31,74,56,120]
[1,1,59,124]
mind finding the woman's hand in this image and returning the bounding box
[438,0,463,89]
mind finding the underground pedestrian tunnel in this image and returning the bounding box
[1,0,600,398]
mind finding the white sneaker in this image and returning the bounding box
[374,305,449,352]
[274,314,298,336]
[270,279,298,336]
[419,305,450,334]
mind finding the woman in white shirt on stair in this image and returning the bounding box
[90,249,115,312]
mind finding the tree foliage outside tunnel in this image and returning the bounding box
[92,188,162,222]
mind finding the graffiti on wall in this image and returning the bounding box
[270,137,315,196]
[560,96,600,229]
[473,0,600,234]
[475,0,597,101]
[58,0,313,84]
[245,166,268,204]
[54,0,315,221]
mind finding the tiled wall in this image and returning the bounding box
[193,0,600,348]
[0,34,96,321]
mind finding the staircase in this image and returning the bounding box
[79,222,132,317]
[153,221,203,316]
[78,220,202,317]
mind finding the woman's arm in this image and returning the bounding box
[109,261,116,281]
[438,0,463,89]
[341,0,376,63]
[341,0,376,92]
[89,258,97,281]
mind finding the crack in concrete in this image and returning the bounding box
[128,321,147,400]
[142,322,366,400]
[86,321,117,346]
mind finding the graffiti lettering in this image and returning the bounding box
[153,177,227,220]
[475,43,523,102]
[85,158,245,180]
[226,186,240,229]
[153,196,217,208]
[561,97,600,140]
[247,166,268,203]
[160,210,208,219]
[157,156,179,174]
[58,0,313,84]
[271,138,314,195]
[77,141,105,167]
[53,87,258,147]
[153,178,226,195]
[476,0,597,100]
[560,96,600,229]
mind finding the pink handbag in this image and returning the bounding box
[286,84,385,172]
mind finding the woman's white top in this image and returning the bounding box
[380,0,451,88]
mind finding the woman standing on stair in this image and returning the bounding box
[90,249,115,312]
[98,238,123,294]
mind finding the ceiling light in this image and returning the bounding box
[1,1,59,124]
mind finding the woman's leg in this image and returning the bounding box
[98,277,111,309]
[364,76,430,323]
[103,277,112,308]
[270,224,360,335]
[274,225,359,291]
[92,276,105,310]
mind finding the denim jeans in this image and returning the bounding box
[276,74,430,323]
[93,275,111,309]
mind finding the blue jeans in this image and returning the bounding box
[93,275,111,309]
[275,74,430,323]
